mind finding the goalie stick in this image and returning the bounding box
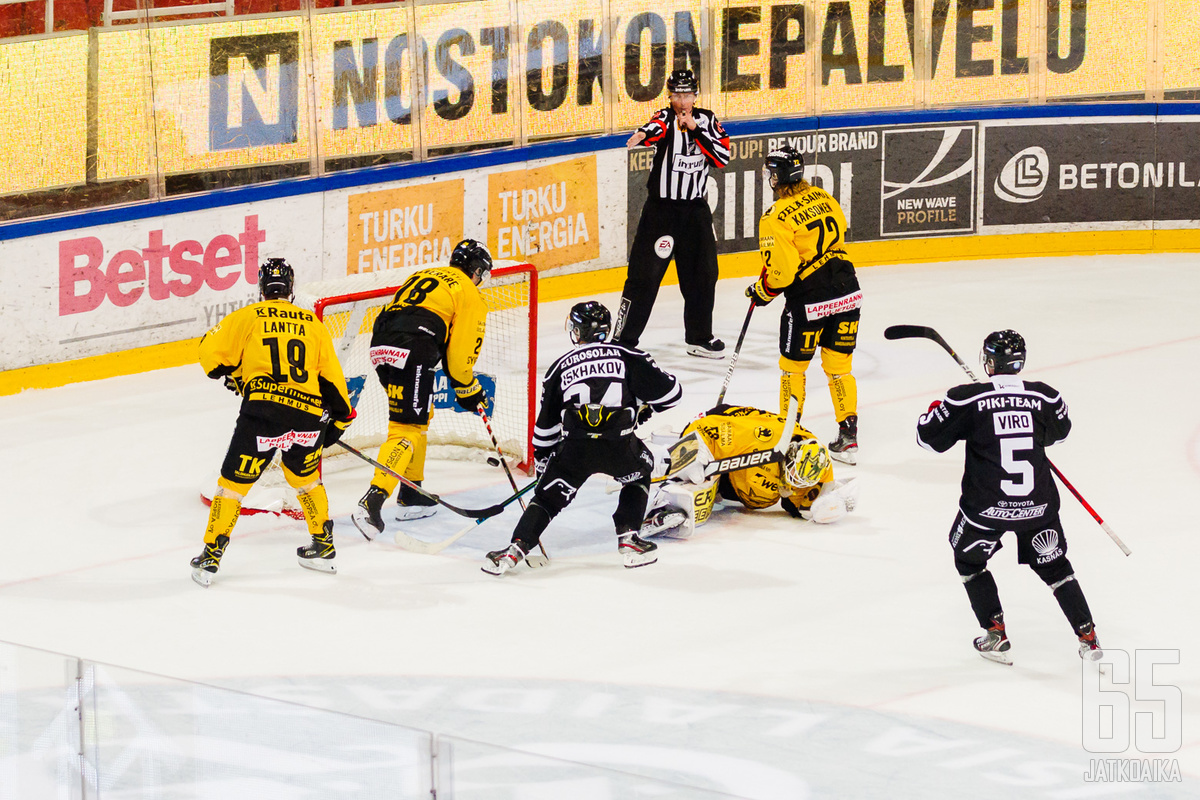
[479,409,550,568]
[715,300,756,405]
[334,441,520,520]
[884,324,1131,556]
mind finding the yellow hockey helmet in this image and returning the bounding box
[783,437,829,489]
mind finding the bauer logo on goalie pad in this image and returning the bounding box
[706,449,775,475]
[256,429,321,452]
[369,346,410,368]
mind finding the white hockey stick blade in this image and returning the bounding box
[390,520,479,555]
[524,553,550,569]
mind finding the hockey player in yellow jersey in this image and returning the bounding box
[191,258,354,587]
[352,239,493,540]
[746,146,862,465]
[640,405,858,539]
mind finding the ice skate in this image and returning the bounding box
[352,486,388,540]
[189,535,228,588]
[618,531,658,568]
[1077,622,1104,662]
[482,542,526,576]
[828,415,858,465]
[640,505,687,538]
[685,337,725,359]
[395,481,438,521]
[297,521,337,574]
[974,613,1012,665]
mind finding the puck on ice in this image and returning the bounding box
[487,456,501,466]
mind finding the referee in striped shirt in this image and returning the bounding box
[614,69,731,358]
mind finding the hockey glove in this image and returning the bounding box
[455,380,488,413]
[636,405,654,426]
[532,447,554,478]
[323,409,356,448]
[223,375,244,395]
[745,279,778,307]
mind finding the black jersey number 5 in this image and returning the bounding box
[265,337,308,383]
[805,216,841,256]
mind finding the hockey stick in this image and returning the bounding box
[334,441,513,520]
[884,324,1131,556]
[479,409,550,568]
[715,300,756,405]
[389,480,538,555]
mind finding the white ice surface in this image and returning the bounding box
[2,253,1197,798]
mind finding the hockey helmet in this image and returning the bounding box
[666,69,698,95]
[783,437,829,490]
[981,329,1026,375]
[567,301,611,345]
[449,238,493,284]
[258,258,295,299]
[764,146,806,187]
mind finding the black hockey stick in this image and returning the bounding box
[715,300,756,405]
[334,441,517,520]
[479,409,550,568]
[884,324,1131,556]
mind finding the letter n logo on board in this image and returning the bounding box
[209,33,300,150]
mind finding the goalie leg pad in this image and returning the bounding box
[643,479,718,538]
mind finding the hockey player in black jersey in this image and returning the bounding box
[916,330,1103,665]
[484,301,682,575]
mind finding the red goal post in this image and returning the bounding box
[304,262,538,472]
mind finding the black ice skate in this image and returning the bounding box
[974,613,1012,665]
[352,486,388,540]
[1077,622,1104,662]
[640,505,688,538]
[618,531,658,568]
[685,337,726,359]
[828,415,858,465]
[189,535,229,588]
[396,481,438,521]
[297,521,337,574]
[482,542,527,576]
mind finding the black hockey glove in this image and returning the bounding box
[636,405,653,426]
[780,496,804,519]
[532,446,554,478]
[223,375,244,395]
[323,409,356,448]
[455,380,488,413]
[746,279,777,307]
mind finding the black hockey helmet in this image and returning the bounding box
[981,330,1026,375]
[764,146,806,186]
[666,69,698,94]
[567,301,611,345]
[258,258,294,299]
[449,238,492,283]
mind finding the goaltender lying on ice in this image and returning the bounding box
[637,404,858,539]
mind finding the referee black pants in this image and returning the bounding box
[615,197,718,347]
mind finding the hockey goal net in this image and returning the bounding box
[308,262,538,470]
[201,262,538,520]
